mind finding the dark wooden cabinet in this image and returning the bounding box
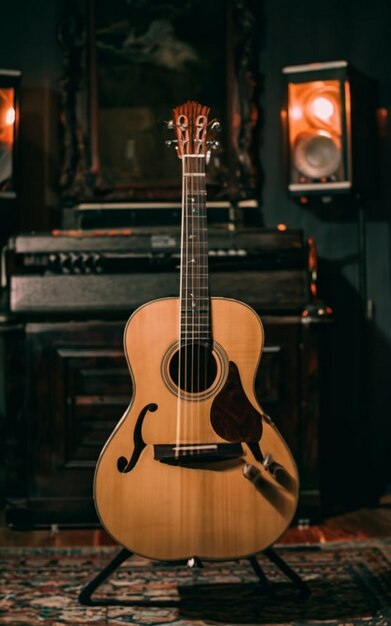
[2,313,330,529]
[1,227,331,528]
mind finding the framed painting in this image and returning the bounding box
[59,0,261,205]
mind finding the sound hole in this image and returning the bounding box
[169,343,218,393]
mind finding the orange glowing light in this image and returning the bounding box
[277,223,287,231]
[290,105,303,120]
[310,96,334,120]
[287,80,342,139]
[0,89,16,145]
[5,107,15,125]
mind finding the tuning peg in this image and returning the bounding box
[210,120,221,131]
[165,139,178,148]
[164,120,175,129]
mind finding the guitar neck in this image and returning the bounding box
[180,154,211,345]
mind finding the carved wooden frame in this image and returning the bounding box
[58,0,261,205]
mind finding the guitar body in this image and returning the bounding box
[94,296,299,561]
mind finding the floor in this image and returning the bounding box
[0,505,390,548]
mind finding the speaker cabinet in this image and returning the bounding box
[0,70,20,199]
[282,61,376,203]
[0,69,20,247]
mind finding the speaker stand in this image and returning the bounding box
[78,547,310,606]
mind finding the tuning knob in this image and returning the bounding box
[207,140,220,150]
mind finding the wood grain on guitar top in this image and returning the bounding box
[94,296,299,561]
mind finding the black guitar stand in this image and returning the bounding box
[78,546,310,606]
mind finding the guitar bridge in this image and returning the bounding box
[154,442,243,465]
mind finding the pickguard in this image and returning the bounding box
[210,361,263,442]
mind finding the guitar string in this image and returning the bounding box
[192,152,196,445]
[188,151,194,450]
[195,149,200,446]
[204,151,210,437]
[185,150,193,449]
[188,151,193,446]
[176,144,187,458]
[196,142,207,447]
[191,143,200,439]
[197,149,204,441]
[189,142,197,450]
[195,150,199,445]
[192,149,200,449]
[184,150,191,449]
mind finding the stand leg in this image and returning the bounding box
[248,556,274,593]
[78,548,133,606]
[263,547,311,599]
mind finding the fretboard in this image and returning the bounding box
[180,154,211,345]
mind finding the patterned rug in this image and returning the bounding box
[0,539,390,625]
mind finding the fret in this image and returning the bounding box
[180,305,209,310]
[180,310,210,315]
[181,266,209,269]
[181,317,210,321]
[181,316,210,320]
[180,316,210,320]
[180,304,210,309]
[181,329,213,341]
[181,325,210,329]
[179,326,210,331]
[180,327,210,331]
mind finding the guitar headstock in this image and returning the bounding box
[168,101,220,159]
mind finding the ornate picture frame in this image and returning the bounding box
[59,0,261,206]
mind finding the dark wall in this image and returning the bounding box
[260,0,391,505]
[0,0,390,509]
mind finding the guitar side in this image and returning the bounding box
[94,296,299,561]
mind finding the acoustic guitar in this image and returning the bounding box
[94,101,299,561]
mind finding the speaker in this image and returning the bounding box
[282,61,376,203]
[0,70,20,247]
[0,70,20,199]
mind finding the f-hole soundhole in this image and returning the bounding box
[169,343,218,393]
